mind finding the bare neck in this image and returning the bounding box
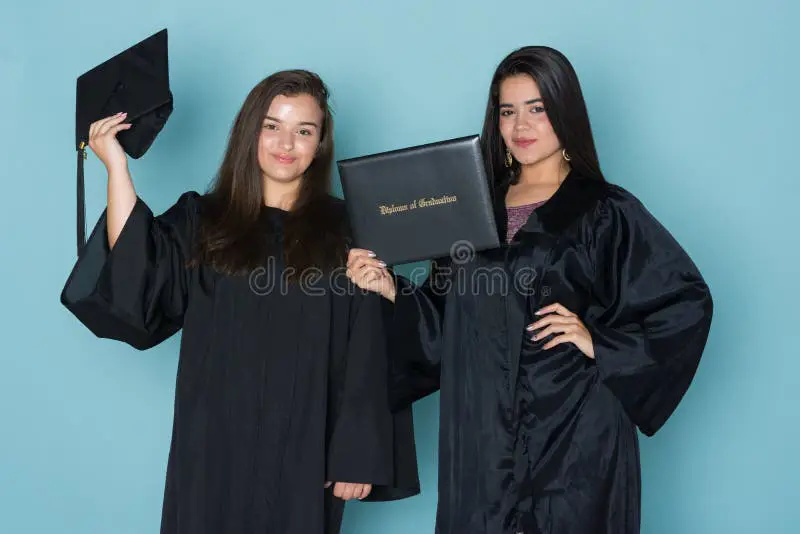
[506,153,570,207]
[263,178,301,211]
[517,153,569,187]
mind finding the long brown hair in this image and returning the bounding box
[193,70,348,277]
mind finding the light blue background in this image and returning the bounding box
[1,1,797,532]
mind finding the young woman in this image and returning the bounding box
[347,47,714,533]
[61,69,419,534]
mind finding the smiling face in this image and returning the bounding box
[498,74,562,167]
[257,93,324,186]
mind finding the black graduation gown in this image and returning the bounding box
[386,173,714,534]
[60,191,420,534]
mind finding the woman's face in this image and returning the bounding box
[498,74,562,167]
[258,93,324,185]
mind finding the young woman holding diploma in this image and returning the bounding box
[347,46,713,534]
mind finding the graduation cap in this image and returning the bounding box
[74,28,173,255]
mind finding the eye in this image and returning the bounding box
[500,109,514,117]
[531,105,546,114]
[263,123,278,130]
[299,128,313,136]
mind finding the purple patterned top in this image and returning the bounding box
[506,201,546,243]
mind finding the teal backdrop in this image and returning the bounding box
[1,1,797,532]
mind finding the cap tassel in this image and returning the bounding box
[77,141,87,255]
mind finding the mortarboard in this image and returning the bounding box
[74,28,173,255]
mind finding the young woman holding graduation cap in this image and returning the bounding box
[62,70,419,534]
[347,46,714,534]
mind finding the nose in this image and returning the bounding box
[513,114,530,132]
[278,129,294,151]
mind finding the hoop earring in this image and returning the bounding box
[505,148,513,168]
[562,148,571,162]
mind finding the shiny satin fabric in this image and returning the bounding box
[387,172,713,534]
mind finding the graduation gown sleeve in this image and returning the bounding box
[587,189,714,436]
[60,192,199,350]
[383,260,450,411]
[326,289,395,487]
[326,285,422,504]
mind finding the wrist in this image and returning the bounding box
[107,164,131,181]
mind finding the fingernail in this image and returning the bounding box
[367,251,376,258]
[525,325,534,331]
[378,261,386,267]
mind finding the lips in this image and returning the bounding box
[513,138,537,148]
[273,153,296,164]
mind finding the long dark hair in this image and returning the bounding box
[480,46,605,190]
[193,69,348,277]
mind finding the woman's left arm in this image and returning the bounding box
[529,190,713,436]
[590,191,713,436]
[326,288,422,502]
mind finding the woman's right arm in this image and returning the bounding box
[60,114,196,350]
[87,112,137,248]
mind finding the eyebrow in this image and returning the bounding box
[499,98,543,108]
[264,115,320,128]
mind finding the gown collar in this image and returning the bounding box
[495,170,605,240]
